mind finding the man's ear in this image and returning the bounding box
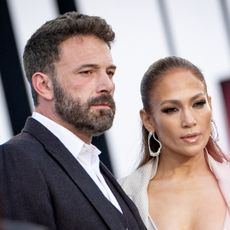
[31,72,53,101]
[140,109,155,132]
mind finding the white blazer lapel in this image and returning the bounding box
[207,154,230,209]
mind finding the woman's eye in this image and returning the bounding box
[161,107,178,114]
[193,100,206,108]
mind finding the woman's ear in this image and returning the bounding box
[140,109,155,132]
[31,72,54,101]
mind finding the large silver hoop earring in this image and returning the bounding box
[148,132,162,157]
[211,120,219,141]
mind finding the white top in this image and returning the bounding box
[32,112,122,213]
[120,155,230,230]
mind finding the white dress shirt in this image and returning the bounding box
[32,112,122,213]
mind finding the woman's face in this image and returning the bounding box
[143,69,212,158]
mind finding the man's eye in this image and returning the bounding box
[107,70,115,78]
[80,70,93,75]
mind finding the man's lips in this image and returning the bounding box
[180,133,201,143]
[89,94,115,110]
[90,103,112,109]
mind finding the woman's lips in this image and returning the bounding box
[180,133,200,143]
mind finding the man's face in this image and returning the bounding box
[52,35,116,139]
[52,76,115,136]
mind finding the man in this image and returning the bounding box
[0,12,146,230]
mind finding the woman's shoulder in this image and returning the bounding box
[119,159,156,196]
[119,158,158,228]
[207,153,230,178]
[207,153,230,210]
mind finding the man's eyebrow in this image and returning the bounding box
[108,64,117,70]
[75,64,117,72]
[76,64,99,70]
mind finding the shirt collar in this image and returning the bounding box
[79,143,101,169]
[32,112,101,160]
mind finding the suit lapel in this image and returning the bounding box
[100,162,144,226]
[23,118,124,230]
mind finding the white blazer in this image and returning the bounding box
[120,154,230,230]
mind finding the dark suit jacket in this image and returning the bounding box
[0,118,146,230]
[0,220,48,230]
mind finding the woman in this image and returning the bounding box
[120,56,230,230]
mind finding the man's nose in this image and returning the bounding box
[96,72,114,94]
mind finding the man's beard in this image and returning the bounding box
[52,78,116,136]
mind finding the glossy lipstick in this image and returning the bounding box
[180,133,200,143]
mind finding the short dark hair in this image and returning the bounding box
[23,11,115,105]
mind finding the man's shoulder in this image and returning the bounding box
[1,132,38,151]
[0,131,47,164]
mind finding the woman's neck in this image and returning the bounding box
[155,150,211,180]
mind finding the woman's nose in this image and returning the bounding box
[181,110,197,128]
